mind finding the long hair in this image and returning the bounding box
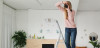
[64,1,72,19]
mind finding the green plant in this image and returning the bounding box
[12,30,27,48]
[89,40,100,48]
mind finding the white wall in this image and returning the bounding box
[76,11,100,48]
[16,9,65,39]
[28,9,65,39]
[16,10,28,32]
[0,0,3,48]
[16,9,100,48]
[2,4,16,48]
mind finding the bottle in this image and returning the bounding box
[33,34,35,39]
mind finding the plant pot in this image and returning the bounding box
[94,46,100,48]
[16,47,22,48]
[18,47,22,48]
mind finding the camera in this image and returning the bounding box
[64,4,68,8]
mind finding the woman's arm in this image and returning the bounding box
[55,1,65,12]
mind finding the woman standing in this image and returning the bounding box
[55,1,77,48]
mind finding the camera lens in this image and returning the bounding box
[64,4,68,8]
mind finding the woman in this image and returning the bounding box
[55,1,77,48]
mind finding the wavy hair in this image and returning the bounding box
[64,1,72,19]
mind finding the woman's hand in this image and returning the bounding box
[55,1,65,12]
[62,1,66,4]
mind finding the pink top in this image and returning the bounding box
[55,1,76,28]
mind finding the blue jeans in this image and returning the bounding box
[65,28,77,48]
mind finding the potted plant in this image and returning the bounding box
[89,40,100,48]
[89,32,100,48]
[12,30,27,48]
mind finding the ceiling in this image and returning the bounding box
[3,0,65,10]
[3,0,79,10]
[3,0,100,11]
[78,0,100,11]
